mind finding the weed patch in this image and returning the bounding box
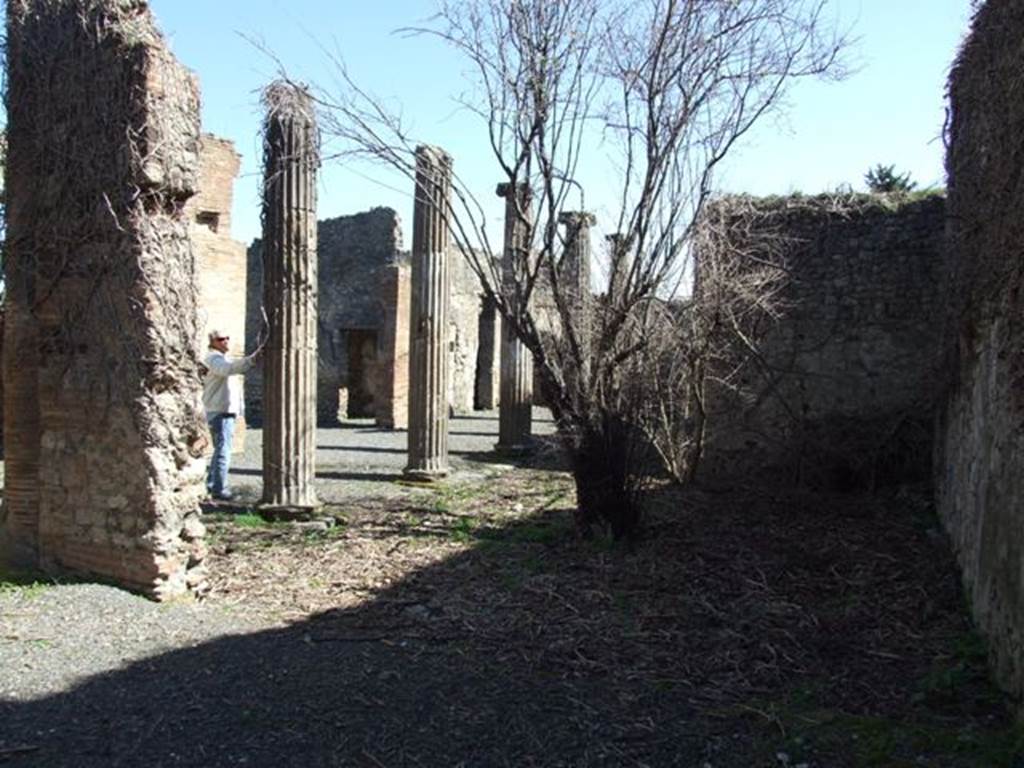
[0,579,52,599]
[233,513,272,528]
[730,679,1023,768]
[450,515,478,543]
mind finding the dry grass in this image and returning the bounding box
[203,469,1020,766]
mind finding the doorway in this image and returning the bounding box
[344,328,379,418]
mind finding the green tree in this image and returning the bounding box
[864,163,916,194]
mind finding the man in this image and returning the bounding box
[202,328,259,501]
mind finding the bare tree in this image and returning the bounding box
[639,197,794,486]
[308,0,847,538]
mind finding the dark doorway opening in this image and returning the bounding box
[344,328,379,418]
[474,296,498,410]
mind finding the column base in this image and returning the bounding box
[403,466,449,482]
[494,438,534,456]
[258,499,322,522]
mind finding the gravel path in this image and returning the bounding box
[0,598,704,767]
[0,584,260,701]
[0,569,705,767]
[229,408,558,503]
[0,410,556,710]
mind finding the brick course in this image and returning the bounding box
[0,0,208,599]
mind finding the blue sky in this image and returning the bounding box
[148,0,973,246]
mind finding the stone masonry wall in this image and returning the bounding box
[448,247,484,414]
[247,209,402,425]
[699,194,946,487]
[317,209,404,425]
[937,0,1024,699]
[376,264,411,429]
[0,0,208,598]
[187,134,248,450]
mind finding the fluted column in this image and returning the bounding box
[496,182,533,453]
[559,212,596,394]
[261,82,319,511]
[405,145,453,479]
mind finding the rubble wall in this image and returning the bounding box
[938,0,1024,698]
[316,209,404,425]
[699,194,946,487]
[448,248,484,414]
[1,0,208,598]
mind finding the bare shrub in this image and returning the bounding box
[293,0,849,538]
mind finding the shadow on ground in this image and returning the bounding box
[1,478,1020,767]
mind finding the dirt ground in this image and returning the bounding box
[203,463,1020,766]
[1,457,1020,767]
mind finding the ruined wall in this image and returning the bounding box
[937,0,1024,699]
[0,0,208,598]
[699,194,946,487]
[318,209,403,424]
[474,298,501,410]
[376,263,411,429]
[247,209,401,425]
[246,208,486,426]
[188,135,247,346]
[187,134,247,449]
[448,247,485,414]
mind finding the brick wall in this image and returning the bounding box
[188,135,248,450]
[1,0,208,599]
[377,264,411,428]
[185,134,238,235]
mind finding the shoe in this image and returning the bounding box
[211,491,234,502]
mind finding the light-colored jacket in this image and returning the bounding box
[203,350,255,416]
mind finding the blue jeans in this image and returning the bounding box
[206,413,236,497]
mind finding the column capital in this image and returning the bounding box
[559,211,597,229]
[496,181,531,200]
[415,144,453,170]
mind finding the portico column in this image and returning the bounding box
[261,82,319,511]
[405,145,453,479]
[558,211,596,394]
[496,182,533,453]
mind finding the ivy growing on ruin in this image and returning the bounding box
[1,0,209,597]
